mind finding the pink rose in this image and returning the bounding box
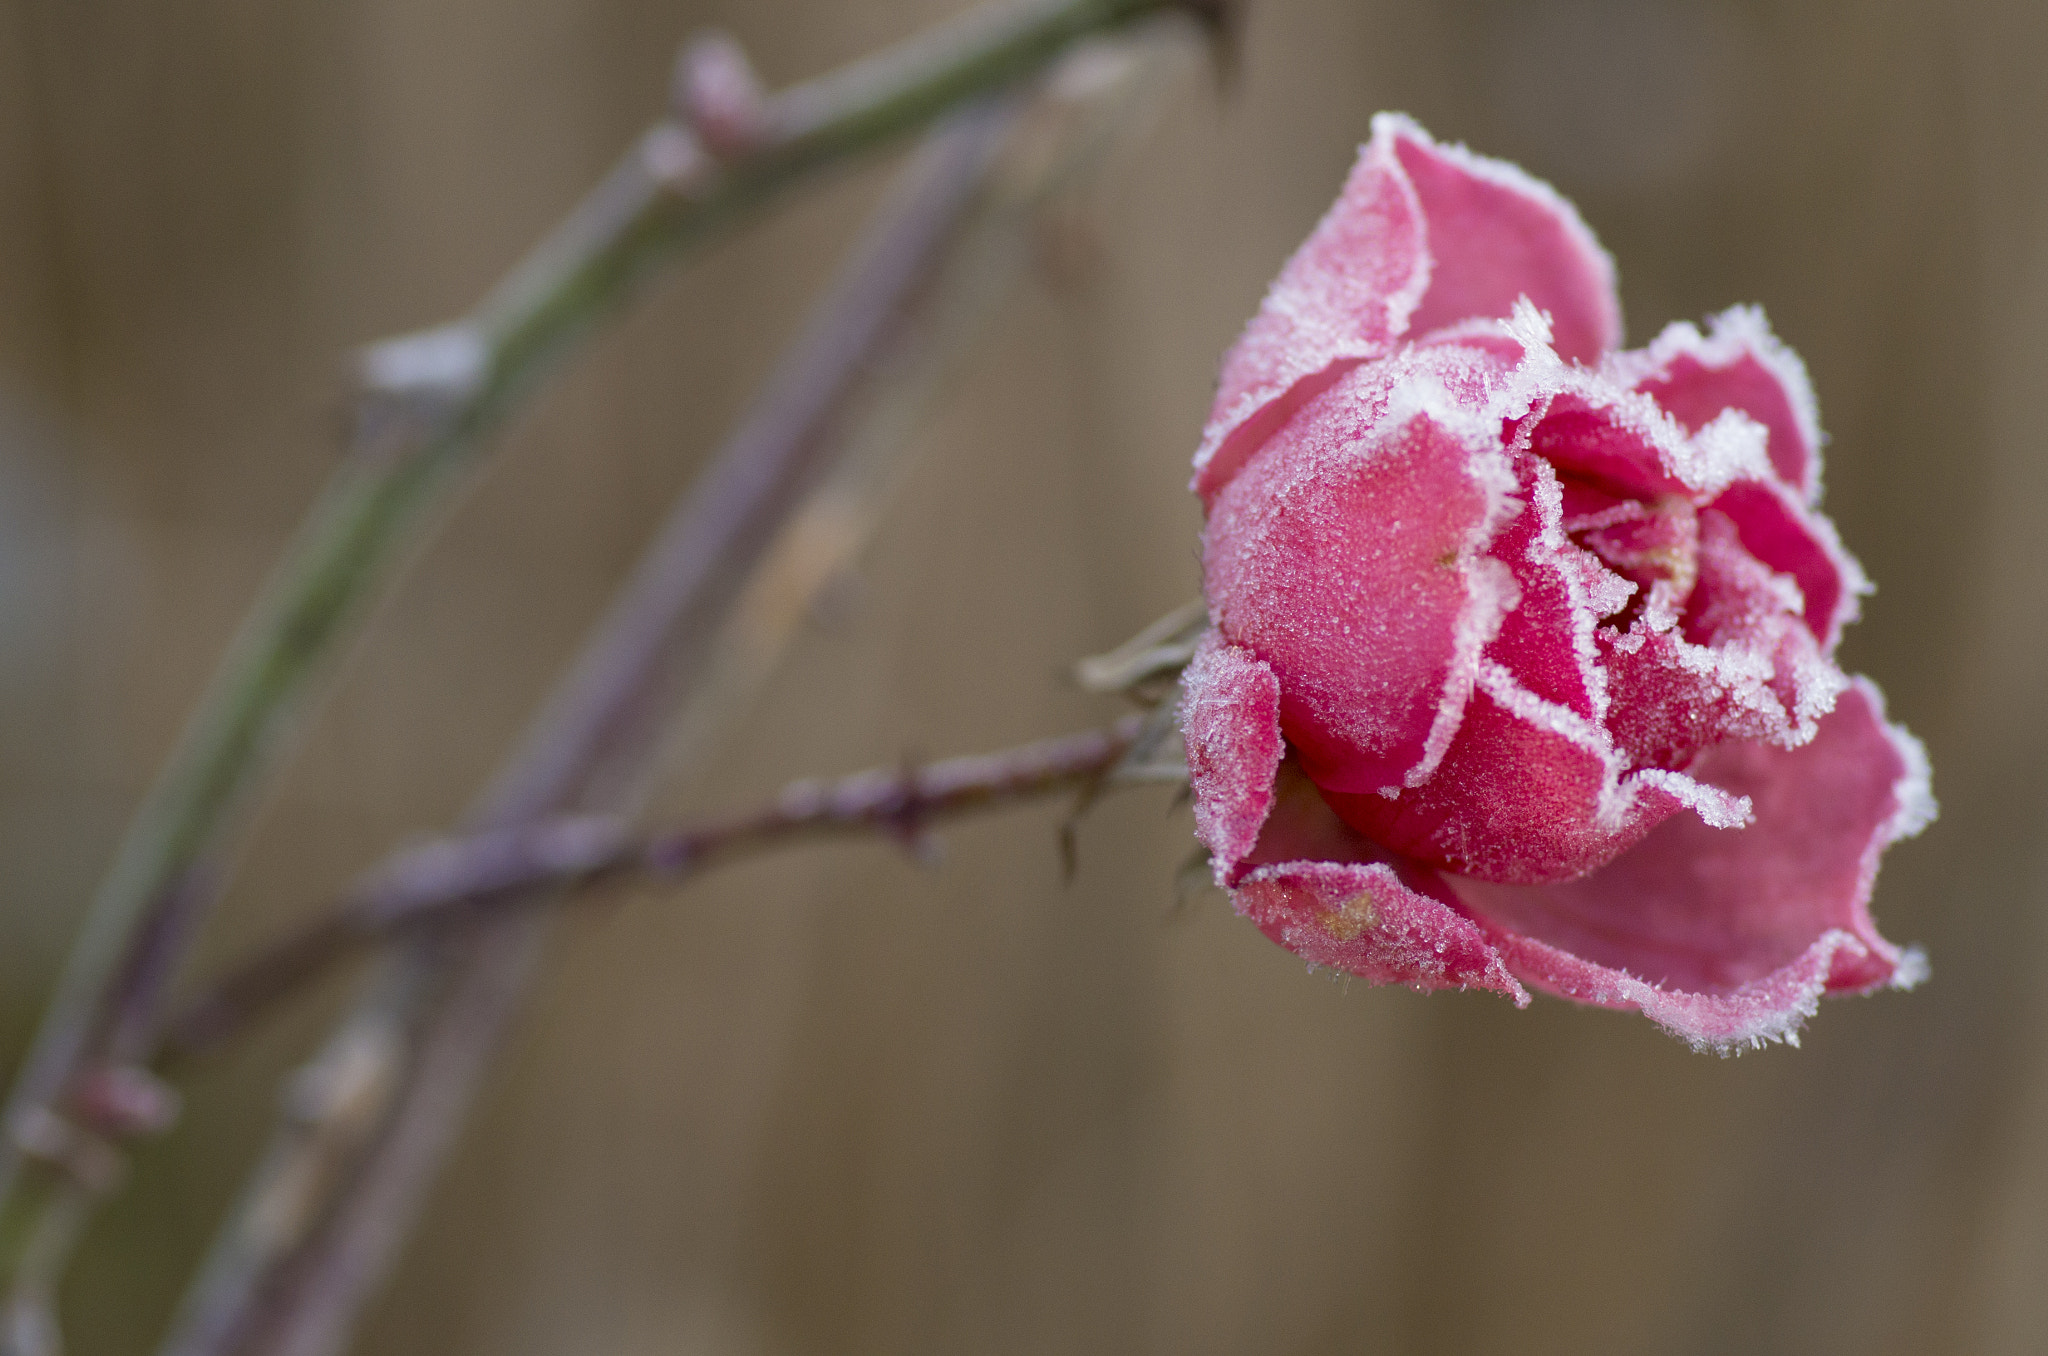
[1183,114,1934,1050]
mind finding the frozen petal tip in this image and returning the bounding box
[1193,115,1627,505]
[1623,305,1826,501]
[1376,113,1623,364]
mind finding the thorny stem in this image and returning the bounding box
[163,718,1155,1063]
[155,106,1021,1356]
[0,0,1206,1347]
[154,23,1196,1355]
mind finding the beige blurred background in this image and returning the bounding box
[3,0,2047,1352]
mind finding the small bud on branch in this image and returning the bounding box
[673,32,773,161]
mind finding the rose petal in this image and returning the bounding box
[1180,632,1284,875]
[1480,927,1904,1053]
[1682,508,1849,740]
[1446,680,1931,1050]
[1596,508,1848,767]
[1485,449,1629,723]
[1600,624,1788,770]
[1382,113,1622,365]
[1204,364,1520,796]
[1320,668,1700,884]
[1623,307,1824,501]
[1233,854,1527,1002]
[1706,478,1869,649]
[1230,763,1525,998]
[1192,129,1429,504]
[1192,114,1626,506]
[1240,754,1380,871]
[1529,382,1773,503]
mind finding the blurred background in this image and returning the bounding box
[2,0,2045,1352]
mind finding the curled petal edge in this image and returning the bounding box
[1615,305,1826,502]
[1193,114,1625,506]
[1708,476,1870,651]
[1448,679,1932,1052]
[1193,130,1429,504]
[1481,925,1925,1053]
[1191,682,1929,1052]
[1380,111,1622,364]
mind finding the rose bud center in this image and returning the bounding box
[1565,488,1700,630]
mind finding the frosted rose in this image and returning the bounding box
[1183,114,1933,1050]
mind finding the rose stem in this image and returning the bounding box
[151,21,1202,1356]
[160,717,1150,1064]
[0,2,1205,1349]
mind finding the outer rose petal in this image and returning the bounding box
[1383,113,1622,365]
[1180,632,1283,873]
[1445,680,1931,1050]
[1193,128,1429,503]
[1228,763,1525,1000]
[1624,307,1824,501]
[1193,115,1623,505]
[1481,928,1895,1053]
[1204,364,1519,796]
[1235,860,1526,1001]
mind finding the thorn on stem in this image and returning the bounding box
[887,757,944,866]
[68,1065,183,1140]
[285,1020,401,1133]
[673,31,771,161]
[642,122,714,194]
[358,326,486,403]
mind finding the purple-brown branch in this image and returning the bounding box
[155,109,1021,1356]
[0,5,1209,1353]
[153,26,1205,1346]
[158,717,1146,1063]
[156,16,1202,1353]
